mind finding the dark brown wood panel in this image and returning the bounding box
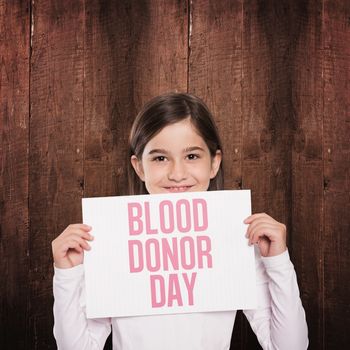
[243,0,294,231]
[0,1,30,348]
[242,0,296,348]
[291,1,324,349]
[188,0,247,348]
[323,0,350,348]
[189,0,243,192]
[84,0,188,199]
[29,0,85,348]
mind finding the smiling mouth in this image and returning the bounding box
[164,186,193,192]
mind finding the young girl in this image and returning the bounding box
[52,92,308,349]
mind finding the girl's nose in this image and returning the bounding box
[168,160,187,182]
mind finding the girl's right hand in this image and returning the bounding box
[52,224,94,269]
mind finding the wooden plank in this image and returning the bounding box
[188,0,246,348]
[29,0,84,348]
[291,1,324,349]
[242,0,296,348]
[323,0,350,347]
[243,0,294,228]
[189,0,243,191]
[84,1,188,348]
[0,1,30,348]
[84,0,188,199]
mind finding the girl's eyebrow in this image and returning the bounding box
[147,148,168,155]
[147,146,205,155]
[184,146,205,153]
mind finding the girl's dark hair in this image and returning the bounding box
[128,92,224,194]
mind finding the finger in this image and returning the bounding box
[64,232,94,247]
[59,236,91,255]
[54,233,93,255]
[248,224,279,245]
[249,221,287,238]
[70,241,84,253]
[78,231,94,241]
[246,218,281,238]
[63,227,94,240]
[69,236,92,251]
[246,219,276,238]
[249,225,284,245]
[67,223,92,231]
[58,239,84,256]
[243,213,273,224]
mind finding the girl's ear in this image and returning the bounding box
[210,150,222,179]
[130,155,145,181]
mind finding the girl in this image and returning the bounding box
[52,92,308,349]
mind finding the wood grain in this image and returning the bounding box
[291,1,324,348]
[29,0,85,348]
[242,0,295,348]
[323,0,350,347]
[84,0,188,200]
[189,0,243,192]
[0,1,30,348]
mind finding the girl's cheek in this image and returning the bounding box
[144,162,158,173]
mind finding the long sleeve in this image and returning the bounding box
[243,248,308,350]
[53,264,111,349]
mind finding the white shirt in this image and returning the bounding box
[53,248,308,350]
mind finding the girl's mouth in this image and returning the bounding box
[164,186,193,193]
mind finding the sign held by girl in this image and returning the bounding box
[82,190,257,318]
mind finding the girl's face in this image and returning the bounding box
[131,118,221,194]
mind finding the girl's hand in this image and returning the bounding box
[244,213,287,257]
[52,224,94,269]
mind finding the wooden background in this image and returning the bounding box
[1,0,349,349]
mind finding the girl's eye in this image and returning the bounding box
[153,155,167,162]
[187,154,199,160]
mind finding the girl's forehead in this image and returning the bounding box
[143,119,208,152]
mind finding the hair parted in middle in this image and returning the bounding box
[128,92,224,195]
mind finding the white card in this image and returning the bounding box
[82,190,257,318]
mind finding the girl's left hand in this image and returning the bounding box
[244,213,287,257]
